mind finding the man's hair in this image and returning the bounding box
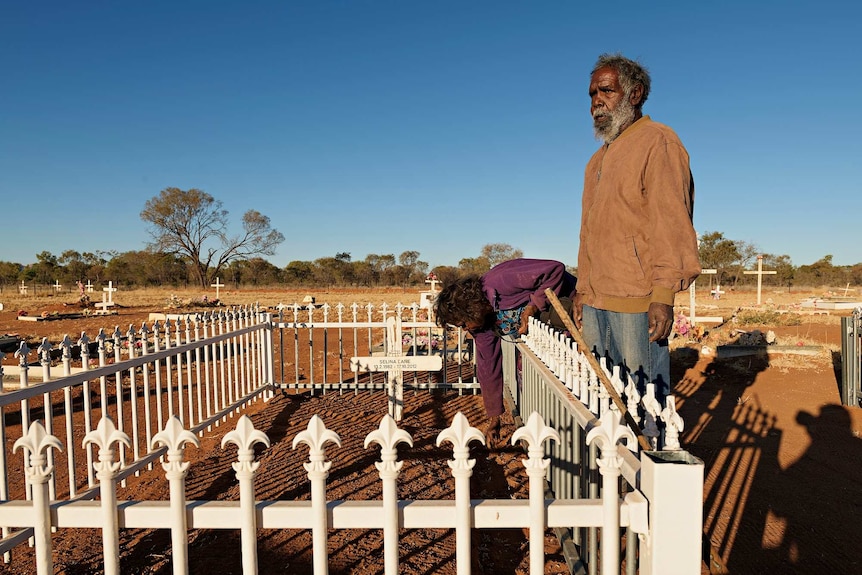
[593,53,651,108]
[433,275,488,328]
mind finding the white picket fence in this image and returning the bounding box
[0,302,704,574]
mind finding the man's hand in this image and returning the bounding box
[573,293,585,330]
[648,302,674,342]
[518,304,539,335]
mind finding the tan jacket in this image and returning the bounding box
[577,116,700,313]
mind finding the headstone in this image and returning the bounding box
[210,277,224,300]
[351,316,442,420]
[743,255,776,305]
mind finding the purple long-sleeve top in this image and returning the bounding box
[470,259,578,418]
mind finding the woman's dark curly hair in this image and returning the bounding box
[433,275,492,329]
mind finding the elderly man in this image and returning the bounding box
[573,53,700,400]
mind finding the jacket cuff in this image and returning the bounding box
[651,286,676,306]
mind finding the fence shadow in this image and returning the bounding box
[674,336,862,573]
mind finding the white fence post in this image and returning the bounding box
[13,421,63,575]
[436,412,484,575]
[587,410,636,575]
[83,417,131,575]
[292,415,341,575]
[512,412,561,574]
[640,450,704,574]
[223,415,271,575]
[152,416,199,575]
[364,415,413,574]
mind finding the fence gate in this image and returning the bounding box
[841,309,861,407]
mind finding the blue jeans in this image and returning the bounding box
[580,305,671,400]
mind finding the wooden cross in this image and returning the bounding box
[743,255,776,305]
[102,281,117,303]
[211,277,224,300]
[688,269,722,324]
[53,280,62,292]
[351,316,442,420]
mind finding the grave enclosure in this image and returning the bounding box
[0,292,704,574]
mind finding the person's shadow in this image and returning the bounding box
[763,404,862,572]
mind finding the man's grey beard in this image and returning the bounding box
[593,95,636,144]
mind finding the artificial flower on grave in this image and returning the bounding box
[673,313,704,342]
[402,329,442,349]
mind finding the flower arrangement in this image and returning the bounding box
[402,329,442,349]
[673,313,704,342]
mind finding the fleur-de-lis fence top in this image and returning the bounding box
[15,340,30,364]
[38,337,52,363]
[152,416,201,476]
[14,420,64,481]
[365,414,413,475]
[512,412,560,472]
[586,410,637,471]
[83,417,131,475]
[292,414,341,476]
[436,412,484,473]
[222,415,271,475]
[60,334,73,362]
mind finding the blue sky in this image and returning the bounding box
[2,1,860,270]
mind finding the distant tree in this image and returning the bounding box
[335,252,352,262]
[363,254,396,285]
[226,257,283,285]
[59,250,88,283]
[430,265,460,287]
[762,254,795,287]
[458,257,490,275]
[141,187,285,288]
[397,251,428,285]
[697,231,739,286]
[351,260,376,286]
[0,261,22,286]
[26,251,59,285]
[480,243,523,267]
[284,260,314,285]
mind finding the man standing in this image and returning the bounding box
[573,53,700,400]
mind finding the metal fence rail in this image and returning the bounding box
[272,301,478,392]
[0,307,273,558]
[841,308,861,407]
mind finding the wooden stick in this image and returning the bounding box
[544,289,652,451]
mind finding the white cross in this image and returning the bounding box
[102,281,117,303]
[86,280,94,293]
[425,274,440,292]
[350,316,442,420]
[689,269,719,324]
[743,256,776,305]
[19,280,27,295]
[53,280,62,292]
[210,277,224,300]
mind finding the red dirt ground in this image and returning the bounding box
[1,295,861,574]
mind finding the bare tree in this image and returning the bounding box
[141,187,284,288]
[480,243,523,267]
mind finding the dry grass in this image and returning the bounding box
[1,285,430,312]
